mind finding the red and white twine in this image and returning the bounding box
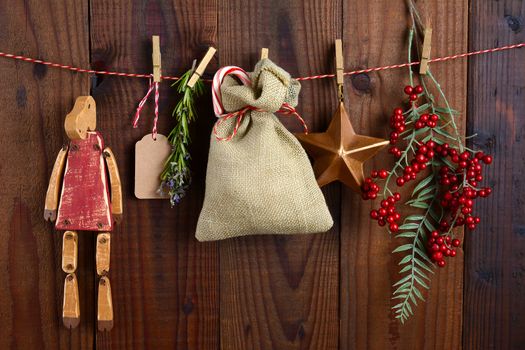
[211,66,308,141]
[0,43,522,82]
[0,42,523,136]
[132,76,160,139]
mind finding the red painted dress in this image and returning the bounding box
[56,132,113,232]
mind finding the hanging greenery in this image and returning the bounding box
[160,68,204,206]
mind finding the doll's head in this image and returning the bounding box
[64,96,96,140]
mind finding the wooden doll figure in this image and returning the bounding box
[44,96,122,331]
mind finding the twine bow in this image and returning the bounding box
[211,66,308,141]
[132,75,160,139]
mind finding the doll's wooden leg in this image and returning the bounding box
[96,233,113,331]
[62,231,80,328]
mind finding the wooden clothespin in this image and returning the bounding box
[152,35,162,82]
[187,47,217,88]
[335,39,344,101]
[419,28,432,75]
[260,48,269,60]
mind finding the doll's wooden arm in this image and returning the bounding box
[103,147,123,223]
[44,145,68,221]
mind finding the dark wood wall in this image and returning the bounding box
[0,0,523,349]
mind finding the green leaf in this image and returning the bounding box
[399,223,419,230]
[433,126,456,140]
[407,194,435,204]
[423,219,436,232]
[410,202,430,209]
[415,103,431,113]
[414,249,434,265]
[393,244,413,253]
[414,259,434,274]
[405,215,425,222]
[413,266,431,280]
[413,286,425,301]
[414,275,430,289]
[396,232,417,238]
[434,106,460,115]
[399,265,412,273]
[418,185,437,198]
[398,255,412,265]
[393,275,412,287]
[412,174,435,196]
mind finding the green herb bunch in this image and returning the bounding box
[160,68,204,206]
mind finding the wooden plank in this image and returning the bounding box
[89,0,219,348]
[217,0,341,348]
[340,0,467,348]
[0,0,92,349]
[464,1,525,348]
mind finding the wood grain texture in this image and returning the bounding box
[89,0,219,348]
[0,0,92,349]
[217,0,341,349]
[340,0,467,349]
[1,0,523,349]
[464,1,525,349]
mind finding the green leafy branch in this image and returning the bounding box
[160,68,204,205]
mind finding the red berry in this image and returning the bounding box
[437,260,446,267]
[396,177,405,186]
[482,155,493,164]
[379,170,388,179]
[414,85,424,94]
[370,210,379,219]
[451,239,460,247]
[432,252,443,261]
[404,85,414,95]
[450,250,457,257]
[389,223,399,232]
[394,107,403,115]
[416,154,427,163]
[409,93,418,101]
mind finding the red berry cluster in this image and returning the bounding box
[361,83,494,269]
[369,192,402,232]
[361,170,388,200]
[404,84,424,102]
[395,140,437,187]
[389,107,405,158]
[427,231,460,267]
[415,113,439,129]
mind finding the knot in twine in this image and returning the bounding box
[132,75,160,139]
[211,62,308,141]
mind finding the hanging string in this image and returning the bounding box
[211,66,308,141]
[131,76,160,139]
[0,42,523,82]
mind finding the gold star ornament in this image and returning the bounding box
[295,102,389,192]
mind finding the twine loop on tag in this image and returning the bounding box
[132,75,160,139]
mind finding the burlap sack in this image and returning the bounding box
[196,59,333,241]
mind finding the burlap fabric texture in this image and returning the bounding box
[196,59,333,241]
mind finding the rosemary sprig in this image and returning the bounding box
[160,68,204,206]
